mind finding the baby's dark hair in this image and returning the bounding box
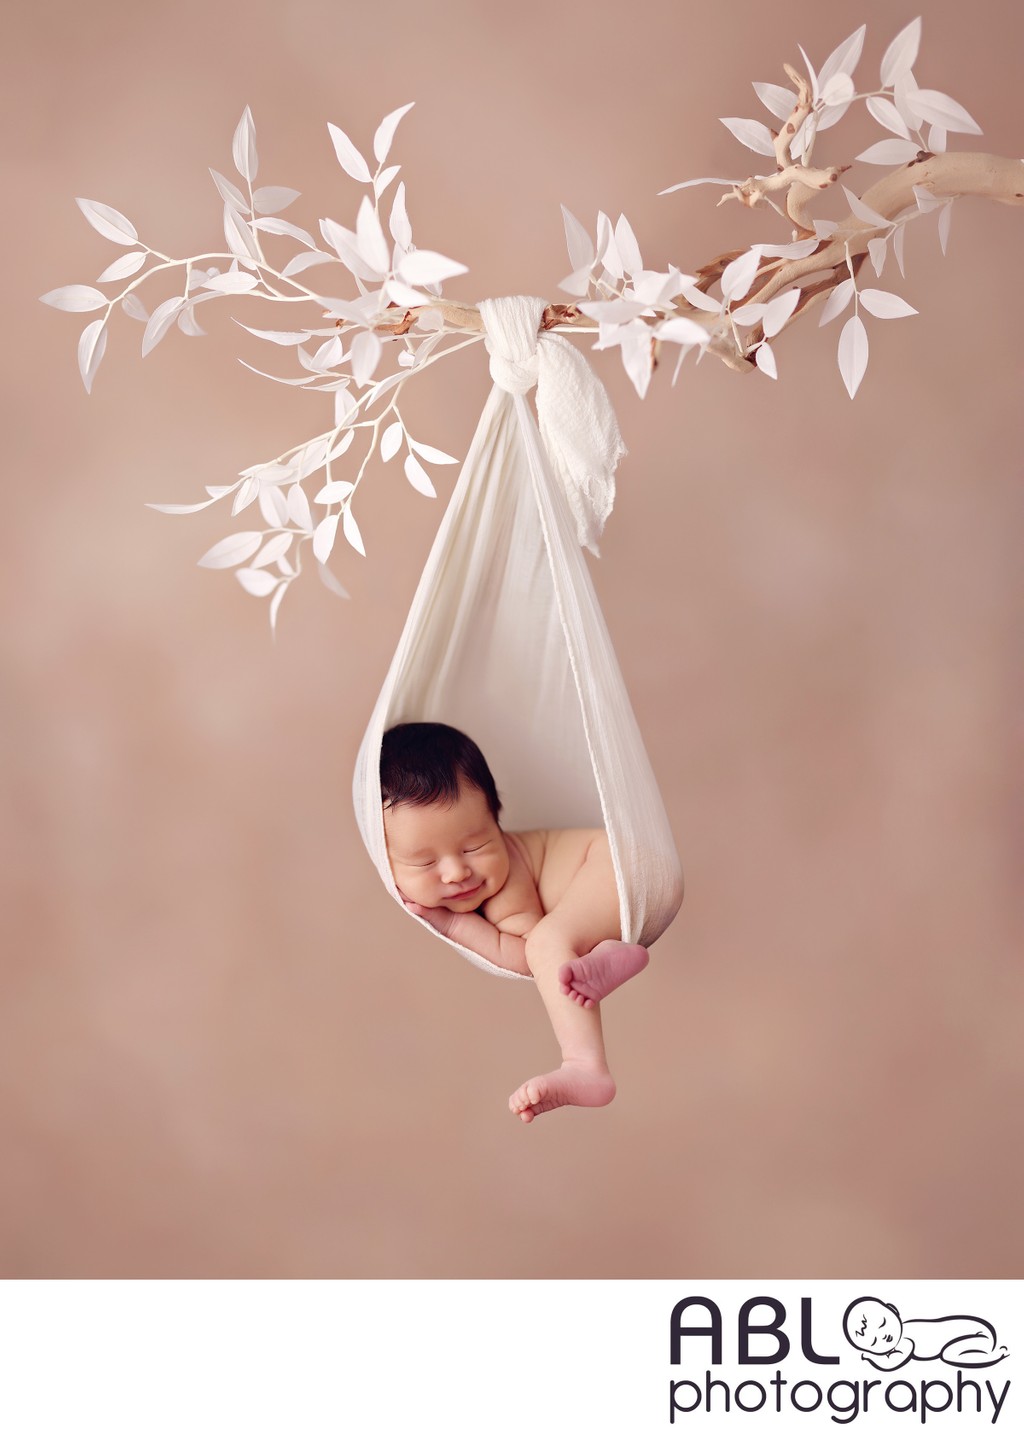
[380,722,502,820]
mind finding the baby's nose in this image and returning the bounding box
[441,856,471,883]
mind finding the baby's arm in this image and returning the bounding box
[860,1340,914,1371]
[481,834,544,937]
[404,901,530,976]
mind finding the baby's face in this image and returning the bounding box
[384,782,510,911]
[845,1299,903,1352]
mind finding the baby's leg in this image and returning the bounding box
[509,833,643,1123]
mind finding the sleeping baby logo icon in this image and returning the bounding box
[842,1296,1010,1372]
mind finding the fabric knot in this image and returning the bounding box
[477,294,626,555]
[480,296,546,395]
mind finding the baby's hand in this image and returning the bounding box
[401,897,465,941]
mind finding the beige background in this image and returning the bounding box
[2,0,1021,1278]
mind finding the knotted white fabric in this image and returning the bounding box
[353,296,683,978]
[480,295,626,556]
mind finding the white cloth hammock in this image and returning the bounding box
[353,296,683,977]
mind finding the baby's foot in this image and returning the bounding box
[557,940,649,1008]
[508,1060,616,1123]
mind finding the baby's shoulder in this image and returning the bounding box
[506,827,604,879]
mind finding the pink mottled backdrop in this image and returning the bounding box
[2,0,1021,1276]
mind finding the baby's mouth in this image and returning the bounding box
[450,880,483,900]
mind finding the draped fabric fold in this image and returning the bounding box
[353,296,682,977]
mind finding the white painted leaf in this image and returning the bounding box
[821,73,855,107]
[721,248,762,302]
[342,507,365,556]
[614,214,643,275]
[385,278,433,308]
[912,184,944,213]
[938,201,953,255]
[317,562,350,599]
[250,532,293,569]
[350,330,382,387]
[258,484,290,528]
[754,341,777,379]
[408,437,457,465]
[561,205,594,271]
[838,313,869,398]
[579,298,647,322]
[253,186,300,215]
[268,578,289,632]
[893,70,921,130]
[236,322,311,345]
[818,25,865,91]
[397,250,468,286]
[201,271,259,293]
[198,531,263,568]
[373,102,414,164]
[177,305,206,338]
[657,316,709,346]
[320,218,382,282]
[334,387,357,428]
[658,176,740,195]
[281,251,335,277]
[389,181,412,248]
[380,421,404,461]
[856,139,921,166]
[328,122,371,182]
[893,222,908,278]
[315,479,355,504]
[312,512,340,564]
[142,296,185,356]
[818,277,855,326]
[232,474,260,515]
[752,82,796,120]
[146,496,222,514]
[880,17,922,87]
[763,288,800,337]
[224,204,262,263]
[77,318,106,392]
[232,107,258,182]
[122,293,148,321]
[868,236,888,277]
[374,165,400,198]
[842,185,890,228]
[814,100,852,134]
[295,436,332,479]
[236,568,279,597]
[927,125,947,154]
[619,321,653,400]
[96,251,146,283]
[731,302,766,327]
[210,168,248,212]
[858,288,917,319]
[719,117,777,157]
[680,285,723,314]
[41,284,107,312]
[558,266,593,298]
[356,195,390,276]
[797,44,820,103]
[905,89,981,135]
[238,360,315,386]
[76,198,138,245]
[866,96,912,140]
[276,556,295,577]
[326,430,355,463]
[404,453,436,497]
[813,219,839,239]
[287,483,313,532]
[759,239,820,260]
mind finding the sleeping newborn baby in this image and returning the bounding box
[380,722,652,1123]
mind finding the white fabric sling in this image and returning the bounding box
[353,296,683,977]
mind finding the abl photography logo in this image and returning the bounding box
[668,1295,1012,1426]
